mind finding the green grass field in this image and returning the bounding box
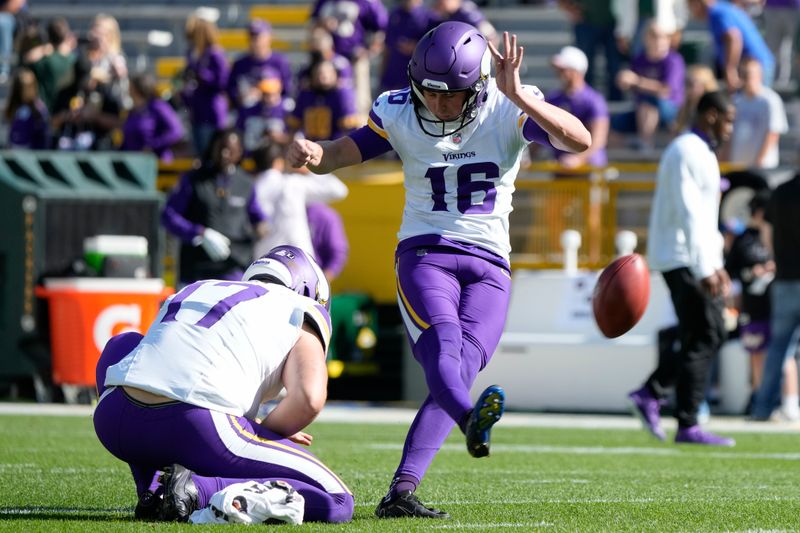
[1,412,799,532]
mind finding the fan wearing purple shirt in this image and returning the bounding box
[380,0,435,92]
[536,46,609,169]
[312,0,388,61]
[612,21,685,152]
[182,12,230,156]
[297,28,354,92]
[122,73,184,162]
[429,0,497,44]
[5,67,50,149]
[227,20,293,122]
[288,59,361,141]
[312,0,388,115]
[236,70,290,151]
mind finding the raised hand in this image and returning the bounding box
[487,32,523,99]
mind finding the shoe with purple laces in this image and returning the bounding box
[627,386,666,441]
[674,425,735,447]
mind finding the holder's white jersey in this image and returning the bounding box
[367,80,542,261]
[105,280,331,419]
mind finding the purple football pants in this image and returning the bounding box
[394,246,511,485]
[93,332,353,523]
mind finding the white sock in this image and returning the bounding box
[781,395,799,417]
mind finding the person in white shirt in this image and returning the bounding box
[725,57,788,169]
[287,22,591,519]
[251,141,348,259]
[92,246,353,524]
[628,91,737,447]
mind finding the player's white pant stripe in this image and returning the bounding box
[210,411,350,495]
[95,386,116,409]
[397,292,424,344]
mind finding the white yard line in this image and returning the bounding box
[429,523,555,529]
[365,442,800,461]
[1,402,798,434]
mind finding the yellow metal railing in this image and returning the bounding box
[248,4,312,26]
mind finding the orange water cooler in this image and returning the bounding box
[36,278,173,386]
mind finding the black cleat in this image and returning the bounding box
[466,385,505,458]
[159,464,199,522]
[134,489,162,521]
[375,490,450,519]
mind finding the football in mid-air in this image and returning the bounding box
[592,253,650,338]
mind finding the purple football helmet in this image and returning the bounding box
[407,21,491,137]
[242,245,330,310]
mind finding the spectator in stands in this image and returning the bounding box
[535,46,609,169]
[629,91,736,446]
[121,73,184,162]
[251,140,348,259]
[429,0,497,44]
[13,7,43,71]
[379,0,435,93]
[307,202,349,282]
[297,27,354,92]
[50,35,123,151]
[4,67,49,148]
[0,0,25,82]
[227,20,292,126]
[90,14,129,109]
[311,0,388,116]
[612,20,685,153]
[612,0,688,57]
[161,128,268,285]
[557,0,624,101]
[288,59,361,141]
[750,172,800,422]
[687,0,775,90]
[726,189,800,420]
[762,0,800,89]
[724,57,788,169]
[27,18,76,114]
[182,10,230,156]
[236,69,290,152]
[673,64,718,133]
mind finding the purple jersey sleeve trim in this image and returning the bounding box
[522,116,554,147]
[368,109,384,129]
[348,124,393,161]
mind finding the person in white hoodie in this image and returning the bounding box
[251,141,348,259]
[628,90,737,447]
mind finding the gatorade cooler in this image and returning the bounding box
[35,278,174,386]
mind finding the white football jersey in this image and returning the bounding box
[368,80,542,261]
[105,280,331,419]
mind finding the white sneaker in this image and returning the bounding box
[774,407,800,423]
